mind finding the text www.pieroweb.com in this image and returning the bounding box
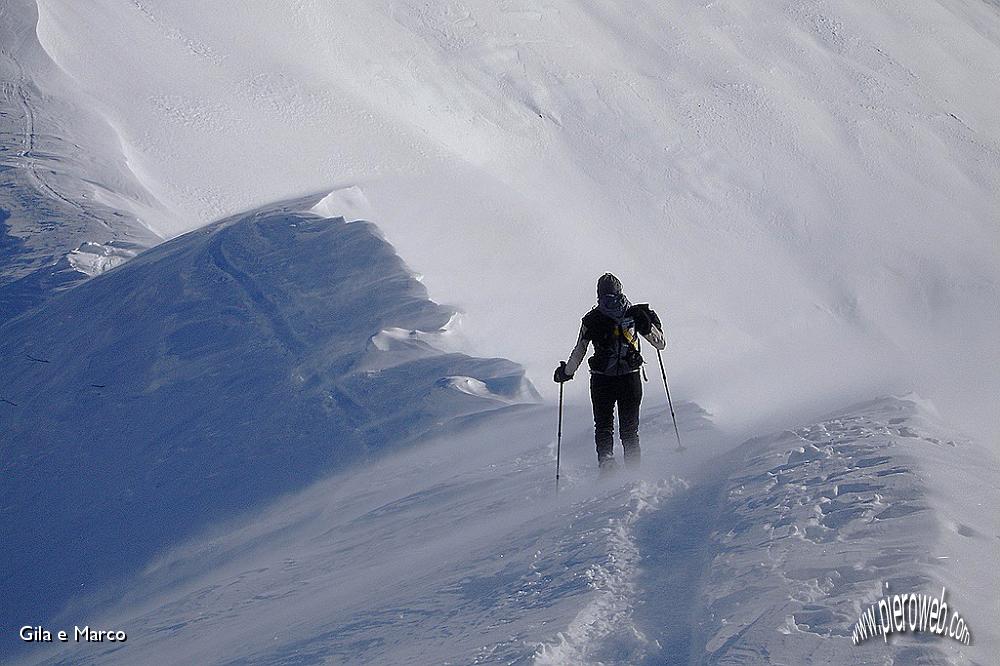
[851,587,971,645]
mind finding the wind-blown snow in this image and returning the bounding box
[12,385,993,665]
[0,0,164,321]
[3,1,1000,664]
[11,395,716,666]
[0,194,536,656]
[28,0,1000,436]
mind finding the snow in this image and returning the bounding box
[65,241,138,277]
[3,0,1000,664]
[28,0,1000,438]
[691,396,1000,663]
[10,390,716,665]
[309,186,373,223]
[9,375,992,664]
[0,196,536,656]
[0,0,164,321]
[534,479,687,665]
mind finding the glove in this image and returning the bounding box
[647,307,662,330]
[632,304,661,335]
[633,306,652,335]
[553,361,573,383]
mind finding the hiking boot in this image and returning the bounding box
[623,445,641,470]
[598,456,618,478]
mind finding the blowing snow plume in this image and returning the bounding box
[27,0,1000,436]
[0,194,537,654]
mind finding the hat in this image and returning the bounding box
[596,273,622,296]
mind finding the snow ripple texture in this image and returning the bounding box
[699,396,992,665]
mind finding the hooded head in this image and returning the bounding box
[596,273,629,318]
[597,273,623,297]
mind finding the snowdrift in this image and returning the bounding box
[1,0,163,323]
[0,195,536,651]
[677,396,999,664]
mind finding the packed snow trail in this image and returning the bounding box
[532,478,690,665]
[631,465,729,665]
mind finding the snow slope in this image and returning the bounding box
[3,1,999,664]
[681,396,999,664]
[29,0,1000,436]
[13,387,994,664]
[0,0,164,322]
[0,195,536,656]
[11,388,717,665]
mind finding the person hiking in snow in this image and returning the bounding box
[553,273,666,472]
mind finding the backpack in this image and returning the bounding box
[583,307,644,375]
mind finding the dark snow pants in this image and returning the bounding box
[590,371,642,464]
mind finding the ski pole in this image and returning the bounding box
[555,381,564,492]
[656,349,684,451]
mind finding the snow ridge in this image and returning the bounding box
[0,195,537,658]
[696,396,995,664]
[26,0,1000,435]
